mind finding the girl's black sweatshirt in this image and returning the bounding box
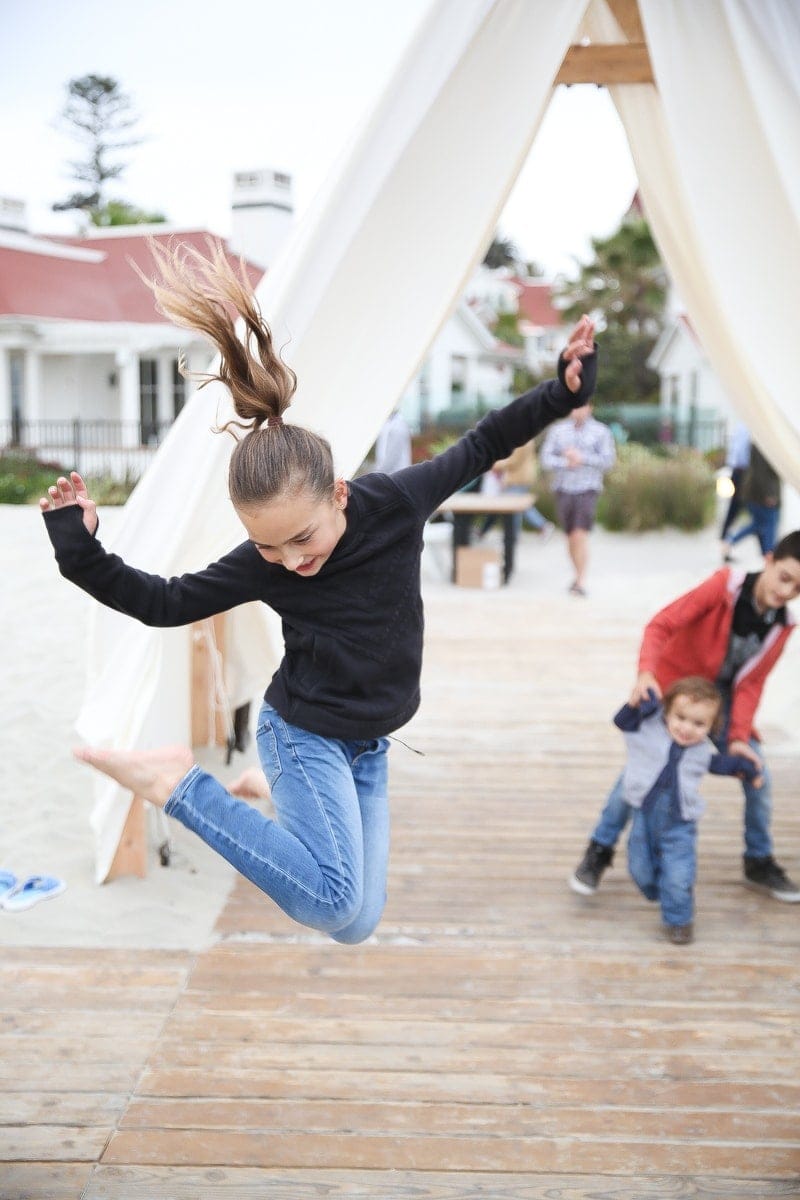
[44,352,595,740]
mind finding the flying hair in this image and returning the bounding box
[131,238,296,434]
[131,238,335,509]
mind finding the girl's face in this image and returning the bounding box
[665,695,718,747]
[238,480,348,577]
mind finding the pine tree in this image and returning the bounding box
[52,74,163,226]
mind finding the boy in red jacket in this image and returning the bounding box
[570,530,800,903]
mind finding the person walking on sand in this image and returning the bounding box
[722,443,782,560]
[41,239,597,946]
[719,420,750,557]
[539,401,615,596]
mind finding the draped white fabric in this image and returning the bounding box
[82,0,585,881]
[586,0,800,500]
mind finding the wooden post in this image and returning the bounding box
[104,614,230,884]
[191,614,228,748]
[104,796,148,881]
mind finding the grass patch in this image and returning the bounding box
[0,452,137,505]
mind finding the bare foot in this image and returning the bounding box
[73,744,195,808]
[228,766,270,801]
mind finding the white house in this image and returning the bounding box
[398,299,522,430]
[0,169,292,477]
[464,265,567,376]
[513,275,566,377]
[2,173,567,465]
[647,314,733,451]
[400,269,566,431]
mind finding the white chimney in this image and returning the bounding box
[229,168,294,269]
[0,197,28,234]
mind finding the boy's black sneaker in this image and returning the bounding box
[569,840,614,895]
[743,855,800,903]
[664,922,694,945]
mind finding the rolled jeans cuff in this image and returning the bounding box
[164,763,203,816]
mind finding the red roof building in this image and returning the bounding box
[0,225,265,473]
[1,168,291,474]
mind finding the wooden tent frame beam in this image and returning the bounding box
[556,0,654,87]
[556,43,653,86]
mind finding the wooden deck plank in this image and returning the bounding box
[79,1166,800,1200]
[0,1125,109,1162]
[101,1127,800,1175]
[136,1067,800,1109]
[1,1164,94,1200]
[118,1097,800,1142]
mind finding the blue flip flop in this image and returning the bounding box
[2,875,66,913]
[0,870,17,899]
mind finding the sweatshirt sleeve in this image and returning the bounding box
[727,627,792,745]
[613,690,659,731]
[391,348,597,518]
[709,752,758,781]
[42,505,264,627]
[638,570,729,675]
[613,702,643,732]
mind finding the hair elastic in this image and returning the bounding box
[268,414,284,427]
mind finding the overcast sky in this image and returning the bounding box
[1,0,638,279]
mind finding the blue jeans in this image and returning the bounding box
[165,703,390,944]
[592,736,772,860]
[727,502,780,555]
[627,788,696,926]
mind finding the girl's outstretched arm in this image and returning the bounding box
[39,472,98,535]
[40,474,265,628]
[392,316,598,517]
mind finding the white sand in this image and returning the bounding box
[1,501,797,951]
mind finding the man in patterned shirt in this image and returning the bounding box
[540,402,616,595]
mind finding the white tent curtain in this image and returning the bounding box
[81,0,586,881]
[585,0,800,499]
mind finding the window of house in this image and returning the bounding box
[172,359,186,418]
[139,359,159,444]
[451,354,468,394]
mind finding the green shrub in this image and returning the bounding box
[534,442,715,532]
[0,453,137,506]
[0,453,66,504]
[89,474,138,504]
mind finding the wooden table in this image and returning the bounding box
[436,491,534,583]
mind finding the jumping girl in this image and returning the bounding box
[41,241,596,944]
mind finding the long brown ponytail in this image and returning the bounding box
[136,238,335,508]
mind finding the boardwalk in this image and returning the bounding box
[2,523,799,1198]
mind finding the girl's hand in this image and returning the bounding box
[39,472,98,536]
[562,314,596,394]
